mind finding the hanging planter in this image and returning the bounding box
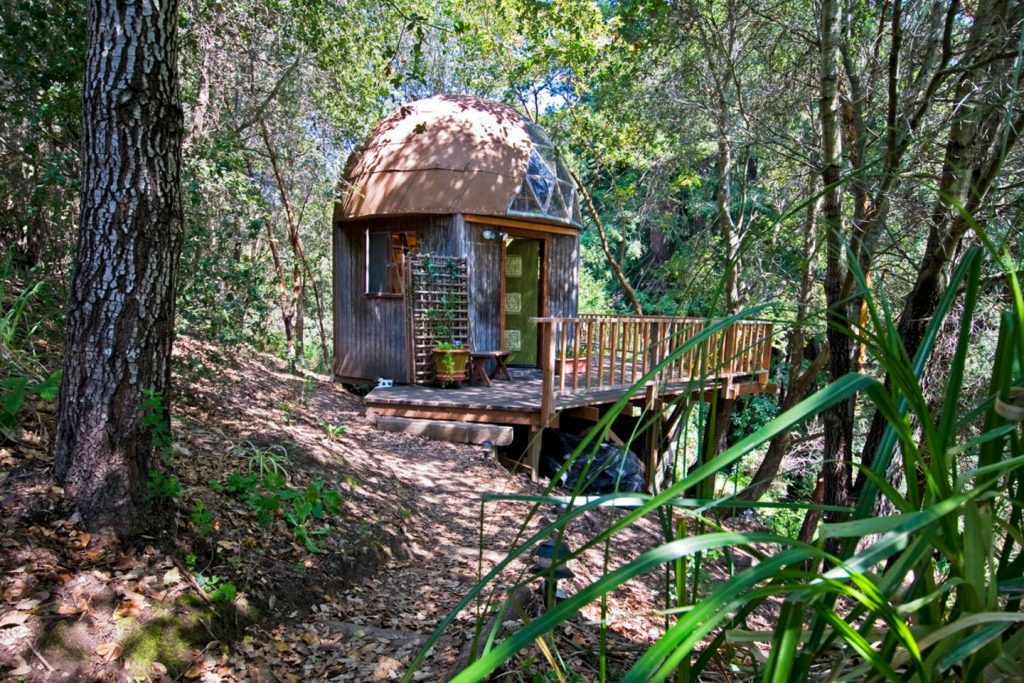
[433,342,470,386]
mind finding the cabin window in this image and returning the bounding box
[366,230,417,295]
[507,123,581,225]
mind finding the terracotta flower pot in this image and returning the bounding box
[432,348,470,385]
[555,356,588,376]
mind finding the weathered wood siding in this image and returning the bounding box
[333,213,578,382]
[547,232,579,318]
[464,221,503,352]
[334,215,455,383]
[419,213,466,256]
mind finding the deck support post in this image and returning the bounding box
[645,383,663,492]
[527,427,543,482]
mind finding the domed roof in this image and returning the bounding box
[337,95,581,227]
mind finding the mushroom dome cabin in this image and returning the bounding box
[332,95,582,385]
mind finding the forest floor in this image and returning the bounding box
[0,338,747,682]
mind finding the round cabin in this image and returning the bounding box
[332,95,582,385]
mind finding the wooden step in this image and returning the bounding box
[372,415,514,446]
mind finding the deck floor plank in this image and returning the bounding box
[363,369,767,423]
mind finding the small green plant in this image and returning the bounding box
[215,441,343,553]
[435,340,464,377]
[195,573,237,605]
[280,480,343,552]
[209,471,260,495]
[141,387,173,461]
[189,501,214,536]
[233,441,289,483]
[318,419,348,440]
[208,581,237,605]
[146,469,182,500]
[0,371,60,434]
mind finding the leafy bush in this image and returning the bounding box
[0,256,62,438]
[212,442,344,552]
[409,246,1024,683]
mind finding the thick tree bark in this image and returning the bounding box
[817,0,853,522]
[55,0,183,534]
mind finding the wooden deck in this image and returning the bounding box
[365,369,766,428]
[364,314,776,485]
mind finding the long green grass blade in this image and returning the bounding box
[448,533,799,683]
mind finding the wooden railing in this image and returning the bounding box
[532,315,774,424]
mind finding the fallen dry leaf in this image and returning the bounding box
[95,641,123,661]
[8,656,31,676]
[0,610,29,627]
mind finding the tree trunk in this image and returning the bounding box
[259,119,329,368]
[855,0,1024,493]
[55,0,183,534]
[816,0,854,540]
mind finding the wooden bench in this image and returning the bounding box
[469,350,513,387]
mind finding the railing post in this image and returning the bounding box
[758,323,773,385]
[724,322,738,374]
[539,319,555,428]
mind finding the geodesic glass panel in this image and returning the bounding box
[507,123,580,225]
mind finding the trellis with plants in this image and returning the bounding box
[406,254,470,385]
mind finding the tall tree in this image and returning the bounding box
[856,0,1024,490]
[817,0,853,522]
[55,0,184,533]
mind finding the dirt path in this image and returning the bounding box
[1,340,668,682]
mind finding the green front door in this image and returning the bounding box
[503,238,541,365]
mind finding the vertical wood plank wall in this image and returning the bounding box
[547,232,579,318]
[464,221,503,352]
[335,214,580,382]
[334,215,455,384]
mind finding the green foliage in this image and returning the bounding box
[0,256,62,436]
[409,248,1024,683]
[209,471,261,496]
[176,134,276,347]
[140,387,172,459]
[214,441,344,553]
[0,371,60,434]
[189,501,215,536]
[146,469,183,501]
[318,419,348,440]
[0,0,85,268]
[194,573,237,605]
[728,394,779,446]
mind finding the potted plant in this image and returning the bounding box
[556,342,589,376]
[433,340,470,385]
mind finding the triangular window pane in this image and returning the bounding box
[507,127,581,225]
[528,174,554,209]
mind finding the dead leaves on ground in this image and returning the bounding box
[1,339,672,681]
